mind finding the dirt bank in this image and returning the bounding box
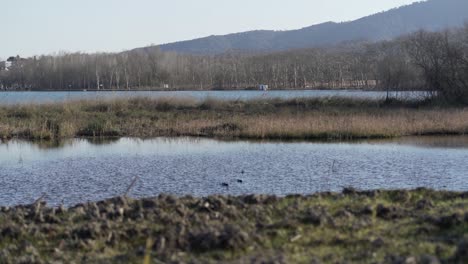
[0,188,467,263]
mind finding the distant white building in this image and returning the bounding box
[259,84,269,91]
[1,61,12,71]
[5,61,12,70]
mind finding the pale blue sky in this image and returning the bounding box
[1,0,419,59]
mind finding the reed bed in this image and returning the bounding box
[0,97,467,140]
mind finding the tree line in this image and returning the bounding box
[1,24,467,102]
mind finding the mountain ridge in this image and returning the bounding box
[140,0,468,55]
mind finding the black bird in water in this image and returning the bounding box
[221,183,229,187]
[237,179,243,183]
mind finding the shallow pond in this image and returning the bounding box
[0,136,467,206]
[0,90,428,105]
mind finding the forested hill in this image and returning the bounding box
[149,0,468,55]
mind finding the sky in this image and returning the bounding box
[1,0,419,59]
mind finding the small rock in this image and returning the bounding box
[342,187,358,195]
[376,204,390,217]
[56,205,67,214]
[376,204,403,219]
[372,237,385,248]
[164,194,178,205]
[136,245,145,256]
[44,213,60,224]
[416,199,434,210]
[434,213,463,228]
[1,226,21,239]
[393,190,411,203]
[359,205,374,215]
[189,224,249,252]
[141,198,157,209]
[205,197,226,211]
[243,194,265,204]
[335,209,353,219]
[302,210,324,226]
[72,223,100,240]
[404,256,418,264]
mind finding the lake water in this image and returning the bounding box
[0,90,428,105]
[0,136,467,206]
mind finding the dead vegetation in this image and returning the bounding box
[0,97,467,141]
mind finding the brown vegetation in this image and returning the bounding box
[0,97,467,140]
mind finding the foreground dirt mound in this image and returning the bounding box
[0,189,467,263]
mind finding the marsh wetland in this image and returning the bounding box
[2,0,468,262]
[1,95,467,263]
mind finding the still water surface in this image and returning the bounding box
[0,137,467,206]
[0,90,428,105]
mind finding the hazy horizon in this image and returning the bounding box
[1,0,420,59]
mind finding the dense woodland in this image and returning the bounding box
[1,25,468,103]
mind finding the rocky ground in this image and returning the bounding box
[0,188,467,264]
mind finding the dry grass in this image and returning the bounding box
[0,97,467,140]
[240,110,468,139]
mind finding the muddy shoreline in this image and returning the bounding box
[0,188,467,263]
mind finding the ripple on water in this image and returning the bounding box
[0,136,467,206]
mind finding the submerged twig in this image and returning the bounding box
[329,160,337,175]
[124,176,139,197]
[33,193,47,206]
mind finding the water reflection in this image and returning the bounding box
[0,136,467,206]
[0,90,429,105]
[372,136,468,149]
[4,135,468,150]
